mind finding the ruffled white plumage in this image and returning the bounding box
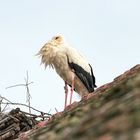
[37,35,96,96]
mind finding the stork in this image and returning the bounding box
[37,35,96,109]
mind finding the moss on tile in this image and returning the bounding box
[23,65,140,140]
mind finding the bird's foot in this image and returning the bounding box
[64,101,78,110]
[37,119,49,127]
[82,93,96,100]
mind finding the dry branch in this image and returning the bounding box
[5,71,33,114]
[0,108,37,140]
[0,101,51,116]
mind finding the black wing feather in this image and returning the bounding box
[68,61,96,93]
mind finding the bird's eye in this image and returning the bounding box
[55,36,59,40]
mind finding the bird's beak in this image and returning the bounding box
[35,51,41,57]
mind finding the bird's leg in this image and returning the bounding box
[70,75,75,105]
[64,81,68,109]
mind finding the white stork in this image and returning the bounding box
[37,35,96,108]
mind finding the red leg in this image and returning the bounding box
[70,78,74,105]
[64,81,68,109]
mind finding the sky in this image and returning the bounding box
[0,0,140,114]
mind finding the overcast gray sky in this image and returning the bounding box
[0,0,140,113]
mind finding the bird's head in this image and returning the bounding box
[36,34,65,68]
[36,34,65,57]
[52,34,65,45]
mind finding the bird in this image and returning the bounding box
[37,34,96,109]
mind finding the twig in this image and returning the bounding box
[0,95,12,103]
[25,71,32,114]
[1,104,9,113]
[5,82,33,89]
[0,97,2,112]
[55,108,59,113]
[1,102,51,116]
[6,84,26,89]
[0,95,10,113]
[19,110,51,119]
[5,71,33,114]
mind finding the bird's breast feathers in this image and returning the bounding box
[37,35,96,93]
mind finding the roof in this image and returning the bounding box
[17,64,140,140]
